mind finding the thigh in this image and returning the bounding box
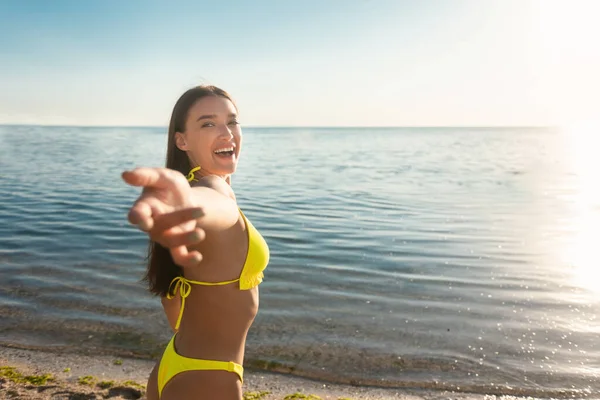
[161,369,242,400]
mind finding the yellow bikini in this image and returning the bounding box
[156,169,269,398]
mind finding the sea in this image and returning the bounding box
[0,125,598,397]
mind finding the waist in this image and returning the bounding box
[175,287,258,354]
[174,324,250,364]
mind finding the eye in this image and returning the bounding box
[201,122,215,128]
[228,120,240,126]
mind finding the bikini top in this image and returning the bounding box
[166,208,270,330]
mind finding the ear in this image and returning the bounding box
[175,132,189,151]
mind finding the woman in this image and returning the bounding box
[122,85,270,400]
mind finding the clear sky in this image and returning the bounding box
[0,0,598,127]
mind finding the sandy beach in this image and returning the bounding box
[0,345,549,400]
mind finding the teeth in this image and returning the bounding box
[214,147,234,154]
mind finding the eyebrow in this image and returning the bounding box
[197,113,237,122]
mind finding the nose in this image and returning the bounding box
[219,124,234,139]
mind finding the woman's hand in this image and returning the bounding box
[122,167,206,267]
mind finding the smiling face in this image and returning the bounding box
[174,95,242,179]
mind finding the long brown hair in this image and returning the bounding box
[144,85,237,296]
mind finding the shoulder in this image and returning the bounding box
[191,175,237,201]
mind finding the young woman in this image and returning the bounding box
[122,85,270,400]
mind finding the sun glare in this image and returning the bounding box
[561,121,600,298]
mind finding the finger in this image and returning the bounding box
[152,207,205,233]
[153,228,206,249]
[128,192,170,232]
[170,246,203,268]
[127,193,163,231]
[127,200,154,231]
[122,168,182,190]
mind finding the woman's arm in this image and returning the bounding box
[188,175,240,232]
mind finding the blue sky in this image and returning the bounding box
[0,0,598,126]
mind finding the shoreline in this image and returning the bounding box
[2,346,596,400]
[0,345,436,400]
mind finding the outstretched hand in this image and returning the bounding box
[122,167,205,268]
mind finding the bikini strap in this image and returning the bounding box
[186,166,202,182]
[167,277,192,331]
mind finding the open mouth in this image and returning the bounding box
[214,146,235,158]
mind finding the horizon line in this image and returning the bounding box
[0,123,554,129]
